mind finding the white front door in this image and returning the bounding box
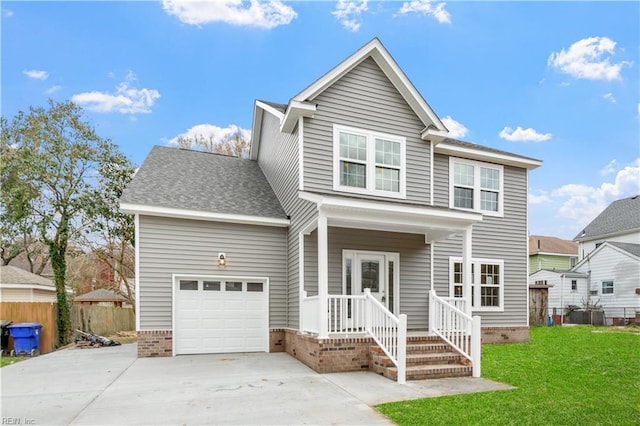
[343,250,399,314]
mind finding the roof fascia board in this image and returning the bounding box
[280,100,316,133]
[298,191,482,224]
[1,283,55,291]
[120,203,290,228]
[574,228,640,242]
[291,38,446,132]
[531,251,577,256]
[421,128,449,142]
[250,101,287,160]
[434,142,542,170]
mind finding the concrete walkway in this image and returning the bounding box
[0,344,513,425]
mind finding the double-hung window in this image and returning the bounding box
[449,257,504,311]
[602,280,614,295]
[450,158,503,216]
[333,124,406,198]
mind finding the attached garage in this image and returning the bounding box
[173,276,269,355]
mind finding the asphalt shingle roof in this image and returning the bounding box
[441,138,541,163]
[258,100,287,113]
[608,242,640,258]
[0,265,54,287]
[529,235,578,255]
[120,146,287,219]
[574,195,640,241]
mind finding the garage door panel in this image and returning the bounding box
[175,277,268,355]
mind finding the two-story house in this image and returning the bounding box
[120,38,542,382]
[529,235,578,274]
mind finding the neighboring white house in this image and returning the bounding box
[0,265,57,302]
[529,269,589,317]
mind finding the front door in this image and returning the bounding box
[343,250,399,314]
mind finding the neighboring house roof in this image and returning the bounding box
[74,288,127,302]
[0,265,55,287]
[574,195,640,241]
[529,235,578,255]
[607,242,640,258]
[120,146,288,224]
[531,269,588,278]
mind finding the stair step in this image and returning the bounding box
[385,364,472,381]
[371,352,462,367]
[407,343,453,354]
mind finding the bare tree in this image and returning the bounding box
[175,130,249,158]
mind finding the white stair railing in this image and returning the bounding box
[429,289,481,377]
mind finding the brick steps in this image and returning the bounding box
[370,337,472,381]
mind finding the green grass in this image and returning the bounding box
[0,356,27,368]
[377,326,640,425]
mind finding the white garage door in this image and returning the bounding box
[174,276,269,355]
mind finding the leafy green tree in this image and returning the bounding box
[1,100,135,344]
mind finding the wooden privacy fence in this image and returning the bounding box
[71,305,135,336]
[0,302,57,354]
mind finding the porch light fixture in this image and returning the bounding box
[218,253,226,267]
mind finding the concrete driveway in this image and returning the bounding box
[1,344,512,425]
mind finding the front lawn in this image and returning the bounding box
[0,356,27,368]
[377,326,640,425]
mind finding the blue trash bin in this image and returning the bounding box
[8,323,43,356]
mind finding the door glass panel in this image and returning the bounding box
[247,282,263,292]
[225,281,242,292]
[361,261,379,292]
[179,280,198,291]
[203,281,221,291]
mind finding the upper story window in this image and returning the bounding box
[602,280,614,295]
[449,158,503,216]
[333,124,406,199]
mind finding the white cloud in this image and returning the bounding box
[23,70,49,80]
[3,9,14,17]
[332,0,368,32]
[45,85,62,95]
[551,158,640,227]
[499,126,552,142]
[71,73,160,114]
[162,0,297,29]
[396,0,451,24]
[603,92,616,103]
[529,191,551,204]
[441,116,468,138]
[599,159,617,176]
[548,36,632,81]
[167,124,251,147]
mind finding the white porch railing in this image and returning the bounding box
[442,297,467,314]
[429,289,481,377]
[301,290,407,384]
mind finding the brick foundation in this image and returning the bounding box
[137,330,172,357]
[269,328,286,352]
[481,326,529,344]
[282,329,372,373]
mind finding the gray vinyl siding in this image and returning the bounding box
[432,156,530,326]
[256,111,318,328]
[303,57,431,204]
[138,215,287,329]
[303,228,430,329]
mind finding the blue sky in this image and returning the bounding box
[2,1,639,240]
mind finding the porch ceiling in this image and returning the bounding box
[299,191,482,243]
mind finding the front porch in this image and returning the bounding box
[294,192,485,383]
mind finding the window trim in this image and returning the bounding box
[449,257,505,312]
[449,157,504,217]
[601,280,614,295]
[333,124,406,199]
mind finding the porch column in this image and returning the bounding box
[318,211,329,338]
[462,225,473,316]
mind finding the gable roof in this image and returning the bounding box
[435,138,542,170]
[574,195,640,241]
[529,235,578,256]
[608,241,640,258]
[0,265,54,288]
[74,288,127,302]
[120,146,288,225]
[282,37,446,134]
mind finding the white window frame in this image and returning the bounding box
[449,257,505,312]
[342,250,400,314]
[333,124,406,199]
[449,157,504,217]
[601,280,614,295]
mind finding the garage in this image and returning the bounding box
[173,276,269,355]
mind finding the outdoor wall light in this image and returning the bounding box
[218,253,226,266]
